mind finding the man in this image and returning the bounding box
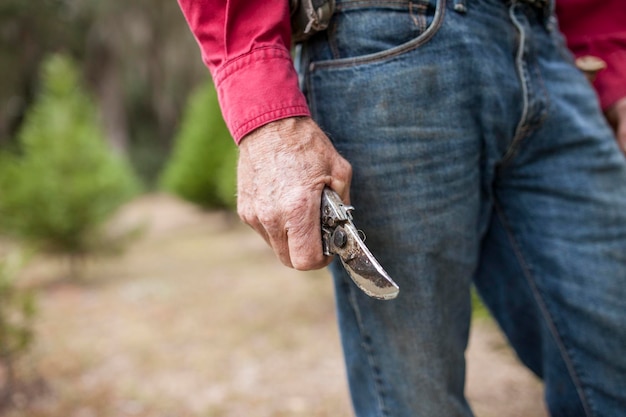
[177,0,626,415]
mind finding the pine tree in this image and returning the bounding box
[159,80,237,210]
[0,53,140,256]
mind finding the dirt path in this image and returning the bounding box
[5,194,548,417]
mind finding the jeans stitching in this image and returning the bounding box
[500,4,550,168]
[327,21,342,60]
[494,201,597,416]
[500,5,530,166]
[310,0,446,69]
[345,279,390,416]
[409,1,428,32]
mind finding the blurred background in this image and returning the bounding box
[0,2,547,416]
[2,0,208,184]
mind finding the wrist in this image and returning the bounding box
[239,116,314,148]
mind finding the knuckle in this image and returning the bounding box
[342,160,353,178]
[237,206,256,226]
[283,198,308,217]
[257,209,281,231]
[237,209,251,224]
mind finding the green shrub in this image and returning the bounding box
[0,252,35,407]
[471,286,491,320]
[0,53,140,256]
[159,80,237,210]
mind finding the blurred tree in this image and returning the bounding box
[81,0,207,175]
[159,80,238,210]
[0,0,83,146]
[0,54,140,260]
[0,0,207,185]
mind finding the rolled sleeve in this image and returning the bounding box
[178,0,311,144]
[213,46,310,143]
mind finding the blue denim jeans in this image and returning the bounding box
[298,0,626,415]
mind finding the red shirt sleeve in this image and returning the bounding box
[177,0,311,143]
[555,0,626,110]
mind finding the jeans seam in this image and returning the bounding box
[327,21,342,60]
[310,0,446,70]
[345,281,390,416]
[494,200,597,417]
[501,5,530,166]
[500,4,549,168]
[409,1,428,32]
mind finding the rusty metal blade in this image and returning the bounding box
[338,224,399,300]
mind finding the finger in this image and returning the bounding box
[286,218,329,270]
[238,206,283,262]
[329,158,353,204]
[266,224,293,268]
[284,192,329,270]
[242,213,294,268]
[248,216,272,247]
[333,179,352,207]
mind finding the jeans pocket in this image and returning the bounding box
[308,0,446,68]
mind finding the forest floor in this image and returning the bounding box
[2,194,548,417]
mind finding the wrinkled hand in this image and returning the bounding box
[606,97,626,155]
[237,117,352,270]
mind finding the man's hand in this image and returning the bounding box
[606,97,626,155]
[237,117,352,270]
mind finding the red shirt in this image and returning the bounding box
[178,0,626,143]
[555,0,626,110]
[177,0,309,144]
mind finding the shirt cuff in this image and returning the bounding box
[211,46,311,144]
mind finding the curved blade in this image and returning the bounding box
[338,224,399,300]
[321,187,400,300]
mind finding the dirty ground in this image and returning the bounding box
[2,194,548,417]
